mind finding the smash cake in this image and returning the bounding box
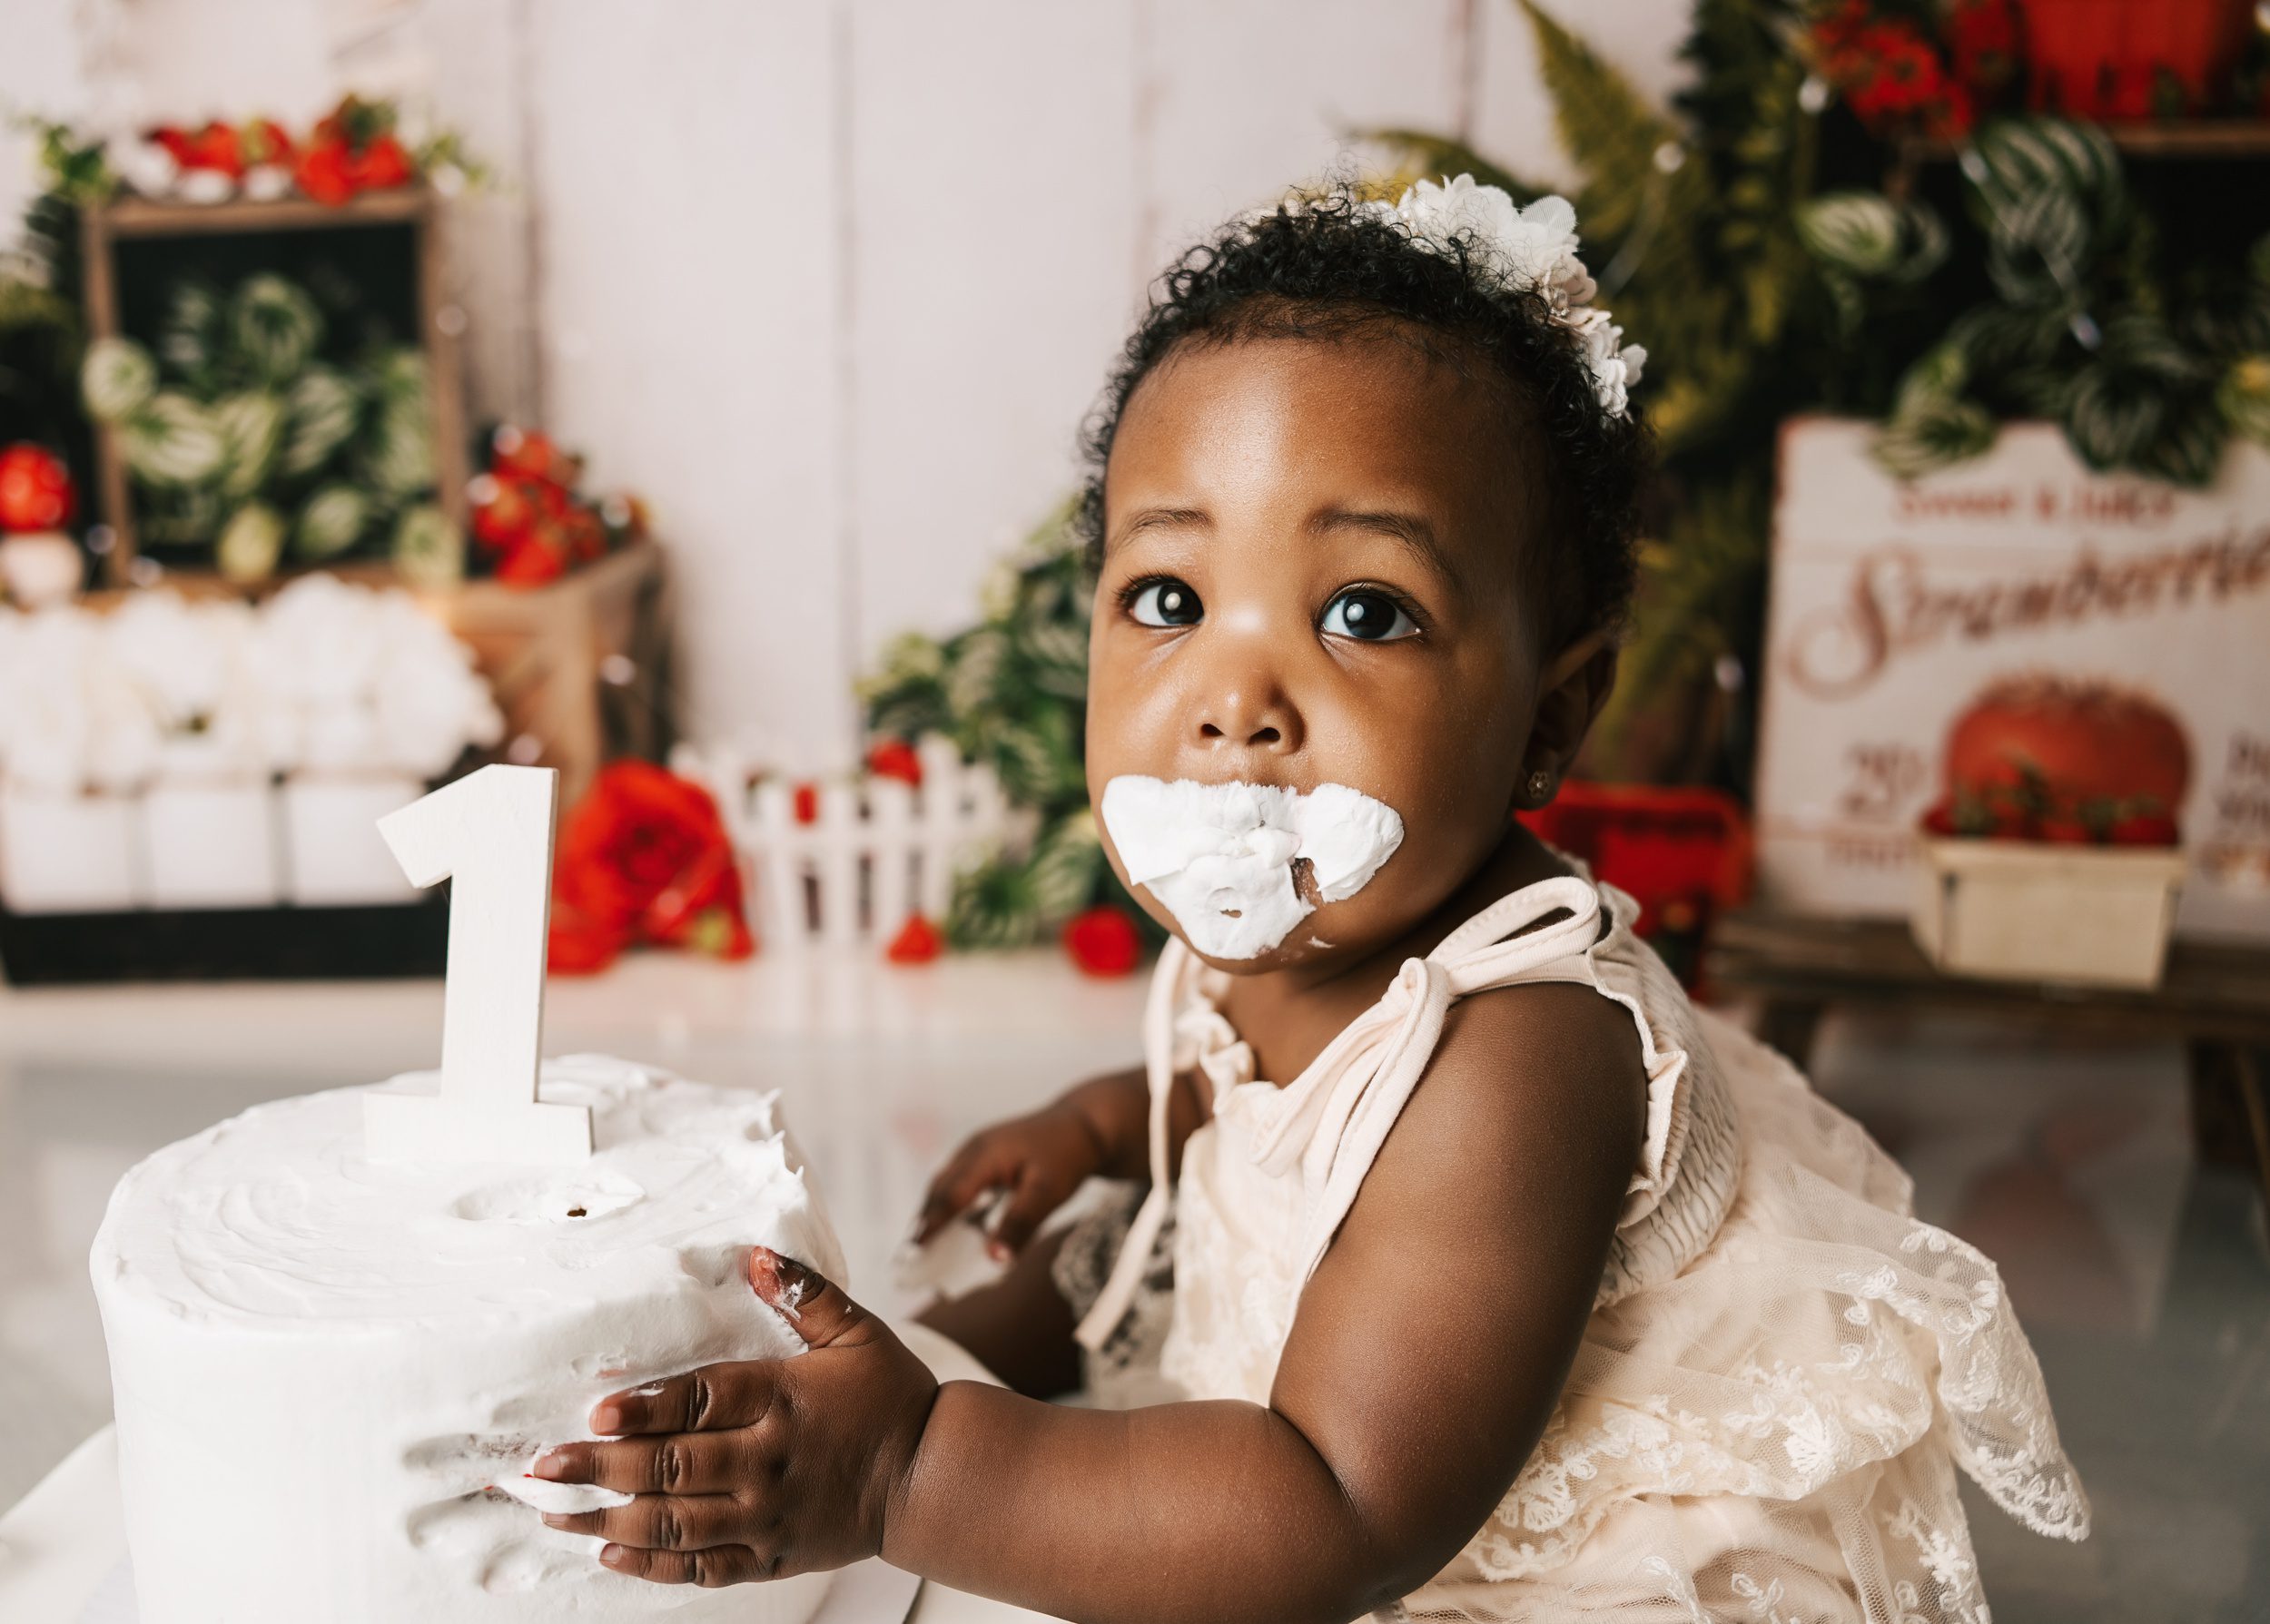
[91,1055,844,1622]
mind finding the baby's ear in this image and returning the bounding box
[1524,630,1619,788]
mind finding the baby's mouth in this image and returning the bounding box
[1099,777,1403,960]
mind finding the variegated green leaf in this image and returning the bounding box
[391,503,463,588]
[295,485,370,559]
[216,502,285,582]
[82,336,155,423]
[281,366,361,477]
[231,274,323,384]
[212,390,285,497]
[122,392,225,487]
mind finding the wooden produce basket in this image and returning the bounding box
[439,543,674,811]
[1910,836,2188,989]
[78,186,469,584]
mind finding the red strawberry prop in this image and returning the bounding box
[0,445,74,533]
[294,137,356,205]
[493,427,563,485]
[866,739,923,786]
[345,132,413,192]
[1063,904,1142,978]
[242,119,294,167]
[494,527,567,586]
[885,914,944,965]
[183,121,245,177]
[469,476,536,552]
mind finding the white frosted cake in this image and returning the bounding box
[91,1056,844,1622]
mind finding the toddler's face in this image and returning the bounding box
[1087,329,1556,972]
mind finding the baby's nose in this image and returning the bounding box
[1189,671,1298,753]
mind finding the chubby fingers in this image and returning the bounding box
[585,1360,780,1437]
[985,1166,1067,1260]
[597,1541,775,1586]
[534,1431,754,1496]
[541,1491,756,1553]
[913,1145,1009,1245]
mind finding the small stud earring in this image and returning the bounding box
[1525,769,1554,805]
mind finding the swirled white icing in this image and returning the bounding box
[91,1056,841,1623]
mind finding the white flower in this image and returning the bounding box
[107,135,180,200]
[1383,176,1644,419]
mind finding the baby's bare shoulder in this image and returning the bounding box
[1387,979,1649,1176]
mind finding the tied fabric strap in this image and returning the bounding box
[1073,939,1190,1352]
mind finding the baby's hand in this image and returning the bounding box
[914,1100,1109,1261]
[532,1248,937,1586]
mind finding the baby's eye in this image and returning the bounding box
[1128,578,1203,627]
[1320,589,1418,642]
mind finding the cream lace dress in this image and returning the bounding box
[1066,872,2088,1623]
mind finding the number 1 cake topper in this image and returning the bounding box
[362,763,595,1166]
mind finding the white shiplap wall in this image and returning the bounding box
[0,0,1690,766]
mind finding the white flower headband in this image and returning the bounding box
[1360,175,1647,418]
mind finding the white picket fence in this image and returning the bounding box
[672,735,1022,951]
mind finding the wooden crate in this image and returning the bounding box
[440,544,675,810]
[78,186,469,586]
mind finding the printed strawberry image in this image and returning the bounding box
[1921,674,2189,846]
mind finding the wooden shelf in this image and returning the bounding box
[98,187,429,239]
[1899,120,2270,165]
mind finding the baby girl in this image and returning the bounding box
[531,177,2087,1621]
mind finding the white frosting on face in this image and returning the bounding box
[91,1056,839,1623]
[1100,776,1405,959]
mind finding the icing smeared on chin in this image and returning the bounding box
[1100,776,1405,959]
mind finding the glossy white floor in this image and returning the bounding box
[2,950,2265,1621]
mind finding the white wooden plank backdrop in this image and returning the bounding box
[0,0,1690,771]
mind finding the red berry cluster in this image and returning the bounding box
[468,428,643,588]
[145,96,416,206]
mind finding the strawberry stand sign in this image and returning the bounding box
[1755,417,2270,944]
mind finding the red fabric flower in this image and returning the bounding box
[1063,905,1142,978]
[885,913,944,965]
[548,761,755,973]
[866,738,923,786]
[0,444,74,533]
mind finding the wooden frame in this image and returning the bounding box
[78,185,469,586]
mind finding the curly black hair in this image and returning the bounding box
[1076,186,1653,646]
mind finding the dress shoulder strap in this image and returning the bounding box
[1073,872,1616,1351]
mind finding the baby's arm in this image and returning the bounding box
[886,982,1647,1622]
[915,1063,1213,1254]
[911,1062,1211,1396]
[538,983,1642,1622]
